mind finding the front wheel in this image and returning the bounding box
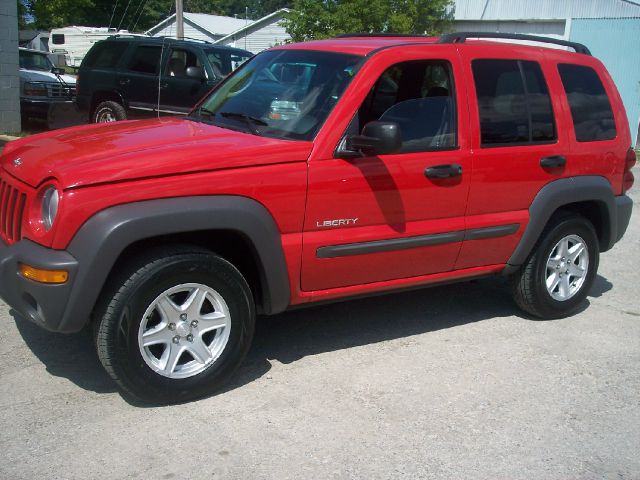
[510,215,599,319]
[95,247,255,404]
[93,100,126,123]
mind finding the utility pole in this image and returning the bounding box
[176,0,184,39]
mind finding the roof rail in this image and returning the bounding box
[337,33,427,38]
[153,35,214,44]
[438,32,591,56]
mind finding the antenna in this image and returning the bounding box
[157,2,173,118]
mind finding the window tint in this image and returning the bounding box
[472,59,556,146]
[83,42,128,69]
[352,60,457,153]
[51,34,65,45]
[558,64,616,142]
[165,48,202,77]
[127,46,162,75]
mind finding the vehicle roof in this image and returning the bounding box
[272,35,589,58]
[103,35,252,54]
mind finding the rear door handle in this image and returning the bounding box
[119,78,130,86]
[425,164,463,179]
[160,82,169,88]
[540,155,566,168]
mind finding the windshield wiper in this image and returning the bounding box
[220,111,267,135]
[187,106,216,122]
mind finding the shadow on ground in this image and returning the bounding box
[12,274,612,403]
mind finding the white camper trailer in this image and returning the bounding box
[49,26,142,67]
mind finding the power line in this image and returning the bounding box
[116,0,134,31]
[128,0,147,31]
[108,0,120,29]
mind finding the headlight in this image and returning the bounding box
[41,186,59,231]
[23,82,48,97]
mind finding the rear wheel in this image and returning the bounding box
[95,247,255,404]
[510,215,599,319]
[93,100,126,123]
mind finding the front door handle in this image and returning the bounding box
[540,155,566,169]
[119,78,130,86]
[160,81,169,88]
[425,164,463,179]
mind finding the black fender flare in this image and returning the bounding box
[503,176,617,274]
[91,89,127,113]
[59,196,290,332]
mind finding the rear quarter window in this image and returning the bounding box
[558,63,616,142]
[82,42,129,69]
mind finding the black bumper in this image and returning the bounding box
[0,239,79,332]
[615,194,633,243]
[20,98,75,119]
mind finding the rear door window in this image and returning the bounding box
[83,42,128,69]
[472,59,556,146]
[127,45,162,75]
[558,64,616,142]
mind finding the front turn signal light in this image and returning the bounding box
[19,263,69,284]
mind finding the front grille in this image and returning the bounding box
[0,176,27,244]
[47,83,75,98]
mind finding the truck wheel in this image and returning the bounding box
[93,100,126,123]
[95,247,255,404]
[510,215,599,319]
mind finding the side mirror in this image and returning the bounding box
[51,67,65,75]
[186,66,206,80]
[345,121,402,156]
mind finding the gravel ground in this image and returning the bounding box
[0,188,638,480]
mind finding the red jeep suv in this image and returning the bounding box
[0,33,634,403]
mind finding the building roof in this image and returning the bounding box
[19,30,48,42]
[147,12,249,36]
[453,0,640,20]
[213,9,290,44]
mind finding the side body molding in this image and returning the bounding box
[61,196,290,332]
[504,176,618,274]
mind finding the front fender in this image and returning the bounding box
[58,196,290,332]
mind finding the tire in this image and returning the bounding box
[95,246,255,404]
[510,214,599,319]
[93,100,126,123]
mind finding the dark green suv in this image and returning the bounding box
[76,36,252,123]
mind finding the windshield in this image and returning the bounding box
[19,51,54,71]
[192,49,362,141]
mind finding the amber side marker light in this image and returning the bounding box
[19,263,69,284]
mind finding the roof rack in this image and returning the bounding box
[438,32,591,56]
[153,36,214,45]
[337,33,426,38]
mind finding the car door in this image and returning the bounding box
[301,46,472,292]
[453,45,571,270]
[119,43,163,112]
[159,47,214,114]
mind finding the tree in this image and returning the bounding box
[19,0,291,32]
[283,0,453,42]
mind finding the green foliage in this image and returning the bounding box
[19,0,292,32]
[284,0,454,42]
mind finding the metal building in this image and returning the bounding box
[453,0,640,145]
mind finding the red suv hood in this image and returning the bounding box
[1,118,312,189]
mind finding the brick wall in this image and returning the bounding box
[0,0,20,133]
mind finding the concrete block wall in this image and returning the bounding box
[0,0,20,133]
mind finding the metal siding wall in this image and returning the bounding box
[454,0,640,20]
[455,20,566,39]
[570,18,640,146]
